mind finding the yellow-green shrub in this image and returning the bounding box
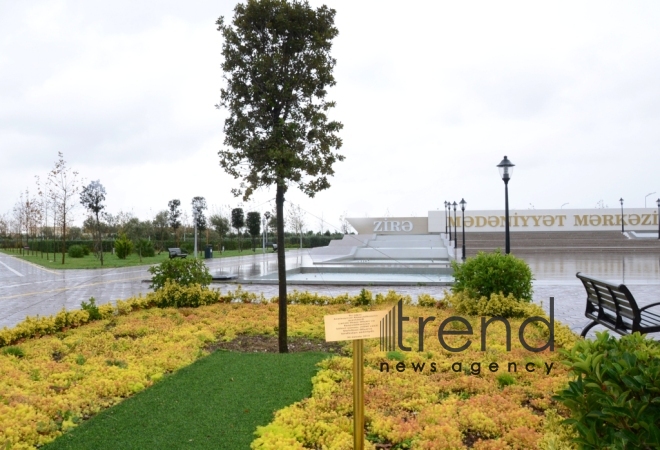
[448,291,543,318]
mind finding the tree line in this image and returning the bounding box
[0,153,343,264]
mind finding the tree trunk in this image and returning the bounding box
[61,211,66,265]
[96,211,104,266]
[276,183,288,353]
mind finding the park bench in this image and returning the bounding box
[576,272,660,337]
[168,248,188,259]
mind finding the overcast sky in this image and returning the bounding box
[2,0,660,233]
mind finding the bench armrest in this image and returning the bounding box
[639,302,660,312]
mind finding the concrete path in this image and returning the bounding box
[1,250,660,339]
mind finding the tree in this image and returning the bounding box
[246,211,261,251]
[231,208,245,251]
[217,0,343,352]
[287,204,305,249]
[153,210,169,253]
[122,218,153,262]
[47,152,81,264]
[168,200,182,246]
[80,180,107,265]
[13,189,43,250]
[338,211,353,234]
[191,196,207,257]
[209,214,230,251]
[0,213,9,238]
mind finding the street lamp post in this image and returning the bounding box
[497,156,515,254]
[620,198,625,233]
[656,199,660,240]
[193,211,198,258]
[444,201,448,235]
[460,199,466,261]
[447,201,452,241]
[645,192,656,208]
[262,215,266,254]
[452,201,457,249]
[264,212,271,251]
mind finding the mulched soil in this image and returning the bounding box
[205,334,349,356]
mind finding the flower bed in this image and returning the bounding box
[0,288,579,449]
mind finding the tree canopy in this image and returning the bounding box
[216,0,343,199]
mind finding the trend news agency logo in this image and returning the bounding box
[379,298,555,376]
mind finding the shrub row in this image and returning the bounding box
[0,234,344,253]
[0,286,420,348]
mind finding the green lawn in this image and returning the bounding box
[0,249,276,270]
[43,351,328,450]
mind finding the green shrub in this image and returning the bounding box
[82,245,91,256]
[2,346,25,358]
[451,250,533,302]
[114,234,134,259]
[81,297,102,321]
[417,293,439,308]
[352,288,373,306]
[136,239,155,257]
[553,331,660,449]
[148,280,221,308]
[180,242,194,254]
[496,373,516,388]
[148,258,212,291]
[448,291,542,318]
[68,245,85,258]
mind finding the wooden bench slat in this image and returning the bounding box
[586,299,636,319]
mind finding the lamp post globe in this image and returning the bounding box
[619,198,624,233]
[452,201,457,249]
[460,198,466,261]
[496,156,515,254]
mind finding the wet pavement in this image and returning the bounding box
[1,250,659,339]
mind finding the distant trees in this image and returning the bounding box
[246,211,261,251]
[338,211,352,234]
[209,214,230,251]
[153,211,169,252]
[231,208,245,252]
[12,189,42,248]
[168,200,182,246]
[287,204,305,249]
[80,180,107,265]
[47,152,81,264]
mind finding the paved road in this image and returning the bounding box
[1,251,660,339]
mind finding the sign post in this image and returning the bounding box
[324,310,388,450]
[353,339,364,450]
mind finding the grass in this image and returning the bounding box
[42,351,328,450]
[0,248,278,270]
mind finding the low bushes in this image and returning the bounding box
[136,239,155,257]
[0,287,411,348]
[451,250,534,302]
[148,258,212,290]
[448,291,542,318]
[553,331,660,448]
[67,245,85,258]
[0,293,577,450]
[113,234,133,259]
